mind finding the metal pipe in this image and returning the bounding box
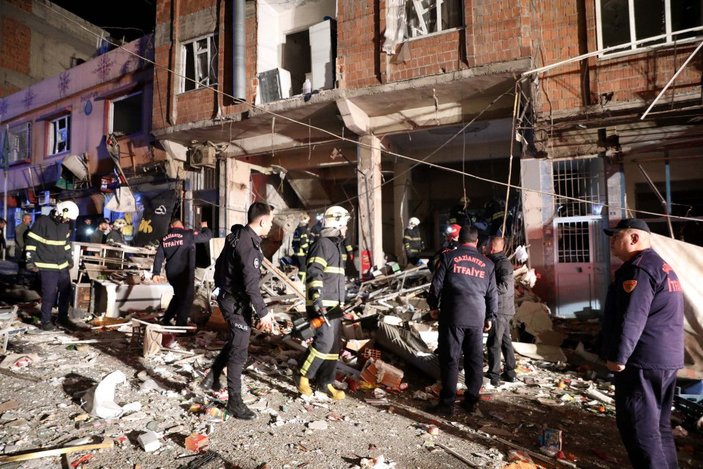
[232,0,246,101]
[636,163,675,238]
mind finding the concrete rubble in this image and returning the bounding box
[0,257,701,468]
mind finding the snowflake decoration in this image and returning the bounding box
[58,71,71,97]
[94,54,114,81]
[22,88,36,109]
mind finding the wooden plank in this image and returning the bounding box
[261,258,304,299]
[0,368,42,383]
[0,438,114,463]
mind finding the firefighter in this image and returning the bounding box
[403,217,424,266]
[297,205,350,400]
[292,213,311,282]
[25,200,79,331]
[427,225,497,416]
[203,202,275,420]
[152,219,212,326]
[430,223,461,272]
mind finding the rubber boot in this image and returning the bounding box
[200,370,222,391]
[325,384,345,400]
[297,376,313,396]
[226,392,256,420]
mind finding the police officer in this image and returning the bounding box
[602,218,683,469]
[297,205,350,400]
[427,225,497,416]
[202,202,275,420]
[486,236,516,387]
[403,217,424,266]
[25,201,79,331]
[292,213,311,282]
[152,219,212,326]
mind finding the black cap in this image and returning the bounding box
[603,218,650,236]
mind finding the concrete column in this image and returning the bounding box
[357,134,384,270]
[221,158,251,233]
[393,161,411,265]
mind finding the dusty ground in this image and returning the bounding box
[0,317,701,469]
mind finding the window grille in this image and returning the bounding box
[553,158,605,218]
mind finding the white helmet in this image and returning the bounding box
[299,213,310,225]
[112,218,128,229]
[408,217,420,229]
[323,206,350,230]
[56,200,79,221]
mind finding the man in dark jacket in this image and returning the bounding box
[152,219,212,326]
[26,201,79,330]
[602,218,684,469]
[486,236,516,386]
[202,202,275,420]
[292,213,311,281]
[90,218,111,244]
[297,205,350,400]
[427,225,497,416]
[403,217,424,266]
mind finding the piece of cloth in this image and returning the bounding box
[487,314,516,381]
[614,367,678,469]
[39,269,71,326]
[25,212,72,270]
[210,291,251,394]
[438,324,483,405]
[427,244,498,327]
[601,248,684,369]
[214,225,267,319]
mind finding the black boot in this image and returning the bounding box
[200,370,222,391]
[227,392,256,420]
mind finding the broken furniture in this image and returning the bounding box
[130,319,196,357]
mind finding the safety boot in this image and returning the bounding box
[325,384,345,400]
[297,376,313,396]
[226,392,256,420]
[200,370,222,391]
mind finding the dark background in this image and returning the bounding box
[53,0,156,42]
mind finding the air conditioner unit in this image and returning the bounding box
[258,68,292,104]
[188,143,217,168]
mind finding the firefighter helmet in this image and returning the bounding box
[446,223,461,241]
[56,201,79,221]
[408,217,420,229]
[299,213,311,225]
[322,206,350,230]
[112,218,128,229]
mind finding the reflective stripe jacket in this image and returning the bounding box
[403,226,424,258]
[25,213,72,270]
[428,244,498,327]
[601,248,684,369]
[306,233,346,309]
[292,225,310,258]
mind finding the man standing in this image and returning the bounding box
[90,218,111,244]
[427,226,497,416]
[297,205,350,400]
[602,218,683,469]
[292,213,311,282]
[25,201,79,331]
[152,219,212,326]
[14,213,32,257]
[203,202,275,419]
[403,217,424,266]
[486,236,516,387]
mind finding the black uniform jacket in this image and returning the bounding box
[153,226,212,279]
[403,226,424,257]
[25,213,72,270]
[306,233,346,310]
[488,251,515,317]
[428,244,498,328]
[214,225,267,319]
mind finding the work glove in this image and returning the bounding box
[26,262,39,272]
[67,258,74,269]
[312,299,326,317]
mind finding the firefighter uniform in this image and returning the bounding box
[210,225,268,402]
[299,232,346,394]
[486,250,516,385]
[602,247,684,469]
[428,243,497,410]
[25,212,74,329]
[403,226,424,265]
[153,225,212,326]
[292,224,310,282]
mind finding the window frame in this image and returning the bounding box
[108,91,144,136]
[6,122,32,166]
[180,33,218,94]
[595,0,703,58]
[48,114,71,156]
[405,0,464,41]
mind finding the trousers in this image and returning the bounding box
[39,269,71,326]
[438,323,483,406]
[486,314,516,381]
[299,310,342,387]
[163,271,195,326]
[210,291,251,394]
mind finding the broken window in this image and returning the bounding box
[597,0,703,53]
[282,30,311,97]
[111,92,143,136]
[406,0,463,39]
[49,115,70,155]
[181,35,218,93]
[5,123,31,165]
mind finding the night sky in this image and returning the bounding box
[52,0,156,42]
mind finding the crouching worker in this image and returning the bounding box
[202,202,275,419]
[297,205,350,400]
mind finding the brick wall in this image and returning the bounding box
[337,0,530,90]
[0,16,31,75]
[152,0,257,131]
